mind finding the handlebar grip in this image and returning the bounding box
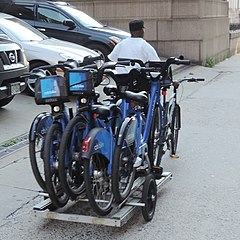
[82,55,102,65]
[116,60,131,66]
[176,59,191,65]
[87,55,102,62]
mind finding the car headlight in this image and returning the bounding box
[109,36,122,45]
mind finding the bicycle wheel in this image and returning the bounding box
[148,105,161,168]
[44,123,69,208]
[112,123,136,203]
[169,104,181,156]
[84,153,113,216]
[29,113,52,191]
[59,116,86,200]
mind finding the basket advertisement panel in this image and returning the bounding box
[35,75,68,104]
[68,69,94,95]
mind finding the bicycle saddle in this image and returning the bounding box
[123,91,148,106]
[92,104,120,119]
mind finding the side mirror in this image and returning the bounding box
[63,19,76,30]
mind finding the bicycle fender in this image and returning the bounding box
[116,116,138,146]
[81,127,112,160]
[29,112,53,141]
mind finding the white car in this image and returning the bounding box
[0,13,100,95]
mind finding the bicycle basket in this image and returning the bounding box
[67,69,97,96]
[113,69,150,92]
[35,75,69,105]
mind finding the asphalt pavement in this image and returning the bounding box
[0,55,240,239]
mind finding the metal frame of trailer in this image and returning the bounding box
[32,172,172,227]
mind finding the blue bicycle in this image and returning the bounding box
[80,62,149,216]
[58,61,128,210]
[111,57,200,208]
[29,59,77,193]
[29,57,102,208]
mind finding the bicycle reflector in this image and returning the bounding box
[162,90,167,96]
[82,136,91,153]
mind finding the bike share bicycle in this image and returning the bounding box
[111,57,205,220]
[28,56,102,208]
[29,59,77,193]
[58,61,122,208]
[58,60,140,215]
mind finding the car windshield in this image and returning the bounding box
[59,5,103,28]
[0,17,48,41]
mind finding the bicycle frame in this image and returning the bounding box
[133,78,162,163]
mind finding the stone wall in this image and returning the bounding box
[68,0,230,65]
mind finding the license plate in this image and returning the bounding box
[10,82,21,95]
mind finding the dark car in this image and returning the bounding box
[0,0,130,60]
[0,38,29,107]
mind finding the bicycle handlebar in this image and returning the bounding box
[80,55,102,66]
[117,58,145,67]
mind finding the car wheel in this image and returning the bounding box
[0,96,14,108]
[88,44,110,61]
[26,61,51,96]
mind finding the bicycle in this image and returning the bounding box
[29,60,77,193]
[58,61,130,208]
[28,57,101,201]
[111,57,204,213]
[146,58,205,167]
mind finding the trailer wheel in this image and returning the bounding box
[141,174,157,221]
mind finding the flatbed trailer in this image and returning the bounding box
[32,172,172,227]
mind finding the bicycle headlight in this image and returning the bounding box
[53,106,60,112]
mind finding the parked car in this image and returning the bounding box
[0,13,100,95]
[0,0,130,60]
[0,37,29,107]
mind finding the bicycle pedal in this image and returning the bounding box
[170,154,179,159]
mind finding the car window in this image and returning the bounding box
[0,17,47,41]
[37,7,67,24]
[59,5,103,28]
[4,4,34,20]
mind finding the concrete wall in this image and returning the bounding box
[68,0,230,65]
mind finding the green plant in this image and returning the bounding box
[205,58,215,68]
[2,139,17,147]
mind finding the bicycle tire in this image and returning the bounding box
[44,123,69,208]
[169,104,181,156]
[148,105,161,168]
[84,153,113,216]
[59,116,86,200]
[29,113,52,191]
[112,123,136,203]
